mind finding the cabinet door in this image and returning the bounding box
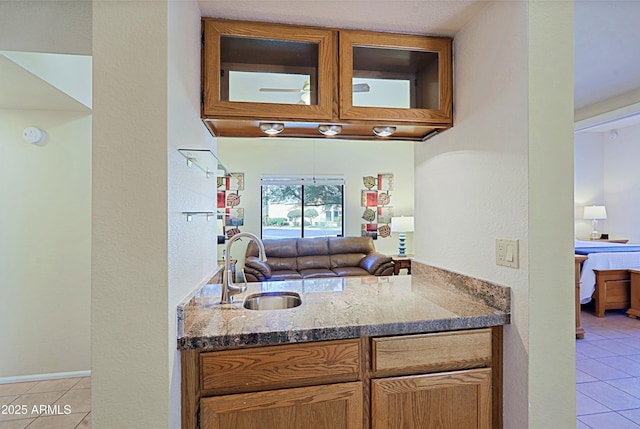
[202,19,335,121]
[372,368,492,429]
[339,30,452,124]
[200,382,362,429]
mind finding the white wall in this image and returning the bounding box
[574,124,640,243]
[603,123,640,243]
[414,2,574,427]
[93,1,213,427]
[0,109,91,378]
[218,138,414,259]
[167,1,219,427]
[574,131,605,238]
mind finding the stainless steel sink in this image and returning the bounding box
[243,292,302,310]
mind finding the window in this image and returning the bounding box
[261,176,344,239]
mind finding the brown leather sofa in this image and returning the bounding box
[243,236,394,282]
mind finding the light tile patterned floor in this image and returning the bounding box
[0,377,90,429]
[577,308,640,429]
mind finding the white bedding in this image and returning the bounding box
[576,240,640,303]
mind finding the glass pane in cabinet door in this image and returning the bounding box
[352,46,440,110]
[352,77,410,108]
[221,36,319,105]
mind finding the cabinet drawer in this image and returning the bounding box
[372,329,491,374]
[201,339,360,394]
[201,382,363,429]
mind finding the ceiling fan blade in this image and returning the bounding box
[353,83,370,93]
[259,88,303,93]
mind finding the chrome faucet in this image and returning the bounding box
[220,232,267,304]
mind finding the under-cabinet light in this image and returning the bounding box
[318,124,342,136]
[259,122,285,136]
[372,126,396,137]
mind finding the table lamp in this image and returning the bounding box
[390,216,414,257]
[583,205,607,240]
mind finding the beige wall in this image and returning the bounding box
[93,1,216,427]
[0,109,91,378]
[528,2,575,428]
[414,2,575,427]
[218,138,414,259]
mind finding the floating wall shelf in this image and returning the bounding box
[178,149,228,178]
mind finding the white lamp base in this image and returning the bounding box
[591,219,600,240]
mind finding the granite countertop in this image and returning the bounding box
[177,263,511,350]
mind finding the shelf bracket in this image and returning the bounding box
[182,211,217,222]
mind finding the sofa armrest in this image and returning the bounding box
[360,253,393,276]
[243,256,272,282]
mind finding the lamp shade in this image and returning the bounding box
[583,205,607,220]
[391,216,414,233]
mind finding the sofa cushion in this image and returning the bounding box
[247,238,298,258]
[328,236,375,254]
[300,269,338,279]
[332,267,371,277]
[243,257,271,281]
[298,237,329,256]
[268,257,298,272]
[270,270,303,281]
[360,253,393,275]
[298,255,331,271]
[330,253,366,269]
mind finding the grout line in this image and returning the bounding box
[577,309,640,427]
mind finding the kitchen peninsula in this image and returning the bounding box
[178,263,510,429]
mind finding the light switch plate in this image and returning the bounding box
[496,238,519,268]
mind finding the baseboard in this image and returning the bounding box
[0,370,91,385]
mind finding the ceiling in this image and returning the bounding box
[1,0,639,130]
[574,0,640,112]
[197,0,486,38]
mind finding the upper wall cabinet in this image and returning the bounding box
[339,30,452,125]
[201,18,453,141]
[202,19,335,121]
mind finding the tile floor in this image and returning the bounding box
[577,308,640,428]
[0,377,90,429]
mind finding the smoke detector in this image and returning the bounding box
[23,127,46,145]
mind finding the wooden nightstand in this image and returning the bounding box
[628,270,640,319]
[581,238,629,244]
[391,255,413,275]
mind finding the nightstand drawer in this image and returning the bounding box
[372,329,491,374]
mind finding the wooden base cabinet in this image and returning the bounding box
[201,382,362,429]
[372,369,492,429]
[182,328,502,429]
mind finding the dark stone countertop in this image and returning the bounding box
[177,262,511,351]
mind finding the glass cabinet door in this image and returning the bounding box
[339,30,452,123]
[202,19,334,120]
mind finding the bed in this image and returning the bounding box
[575,239,640,319]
